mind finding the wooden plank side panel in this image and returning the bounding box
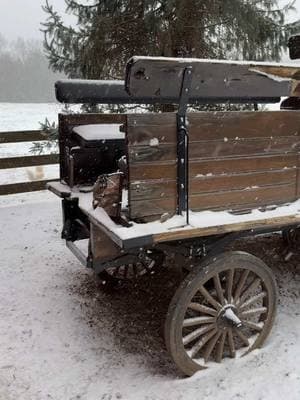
[130,169,297,201]
[130,184,297,218]
[127,111,300,145]
[129,155,298,181]
[128,137,300,163]
[126,112,300,220]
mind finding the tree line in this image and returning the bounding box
[0,35,64,103]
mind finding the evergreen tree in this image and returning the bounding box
[42,0,300,81]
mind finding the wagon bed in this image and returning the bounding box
[49,181,300,249]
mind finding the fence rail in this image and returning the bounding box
[0,130,48,143]
[0,130,58,196]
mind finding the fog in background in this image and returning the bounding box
[0,0,72,103]
[0,0,300,102]
[0,35,65,102]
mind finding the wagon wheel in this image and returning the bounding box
[98,250,165,286]
[165,251,277,376]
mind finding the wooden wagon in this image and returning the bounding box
[49,52,300,376]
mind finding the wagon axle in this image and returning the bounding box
[219,305,242,329]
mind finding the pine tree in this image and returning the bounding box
[42,0,300,80]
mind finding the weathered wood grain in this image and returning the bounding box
[129,155,297,181]
[128,137,300,163]
[90,223,121,262]
[130,169,297,201]
[0,130,46,144]
[60,113,126,127]
[125,57,300,99]
[130,183,296,218]
[0,154,59,169]
[153,214,300,244]
[126,109,300,220]
[127,112,300,145]
[0,180,56,196]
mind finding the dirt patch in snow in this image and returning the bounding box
[68,267,180,377]
[68,233,300,377]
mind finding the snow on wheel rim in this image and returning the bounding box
[165,251,278,376]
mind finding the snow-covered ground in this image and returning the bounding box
[0,192,299,400]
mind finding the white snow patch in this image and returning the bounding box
[73,124,124,140]
[149,138,159,147]
[133,56,300,69]
[249,68,291,82]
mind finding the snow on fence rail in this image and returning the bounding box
[0,130,58,195]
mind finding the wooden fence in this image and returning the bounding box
[0,130,59,195]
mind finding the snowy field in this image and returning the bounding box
[0,192,299,400]
[0,103,62,131]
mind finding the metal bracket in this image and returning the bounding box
[177,66,193,225]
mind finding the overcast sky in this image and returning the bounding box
[0,0,75,41]
[1,0,300,42]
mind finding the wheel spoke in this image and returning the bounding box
[215,331,227,363]
[238,278,262,305]
[213,274,225,305]
[183,324,215,346]
[226,269,234,303]
[239,291,267,311]
[133,263,138,278]
[203,331,222,362]
[242,320,263,332]
[227,329,236,358]
[240,307,267,319]
[190,328,218,358]
[143,259,153,274]
[183,316,215,327]
[188,303,218,316]
[234,270,250,303]
[199,286,221,310]
[234,328,249,346]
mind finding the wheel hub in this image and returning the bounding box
[218,305,242,329]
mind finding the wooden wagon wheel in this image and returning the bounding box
[165,251,278,376]
[98,250,164,285]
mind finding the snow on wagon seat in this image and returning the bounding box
[72,124,125,147]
